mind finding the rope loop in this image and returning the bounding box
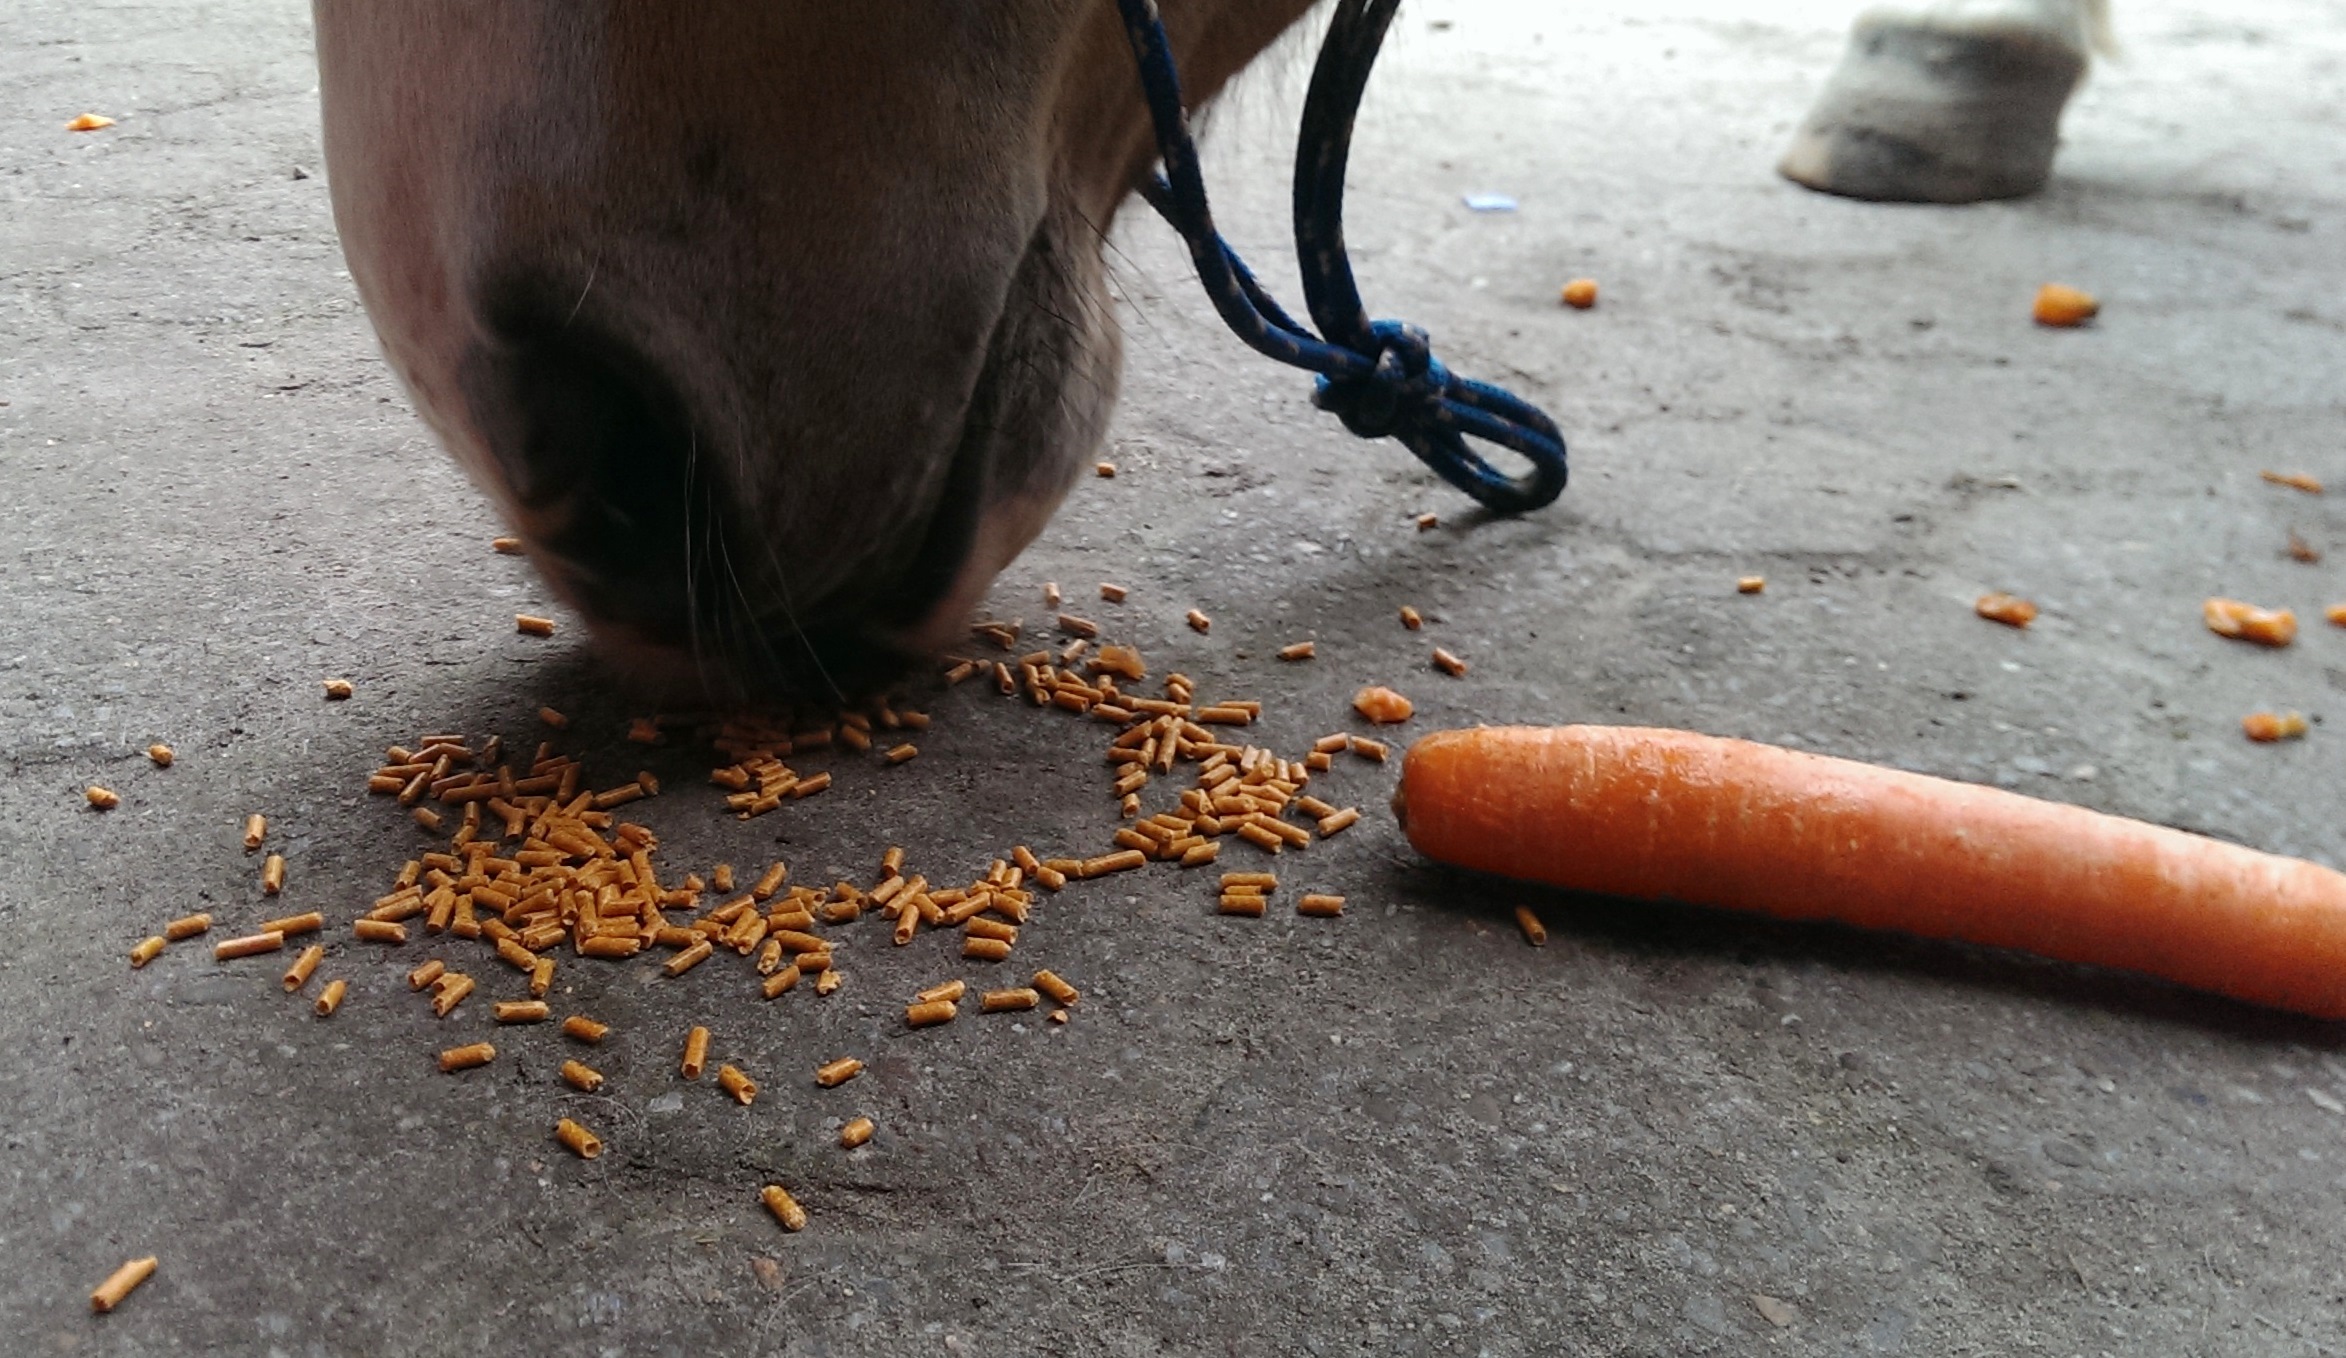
[1114,0,1569,515]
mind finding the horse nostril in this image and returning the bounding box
[461,313,705,641]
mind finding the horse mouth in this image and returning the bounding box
[469,284,1030,704]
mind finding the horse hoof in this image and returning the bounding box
[1778,6,2089,204]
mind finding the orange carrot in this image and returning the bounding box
[1396,725,2346,1018]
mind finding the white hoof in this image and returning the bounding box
[1780,6,2091,203]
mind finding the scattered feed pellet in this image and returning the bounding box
[561,1060,603,1092]
[260,853,287,896]
[1100,583,1128,603]
[2260,470,2322,494]
[429,974,474,1018]
[563,1015,608,1043]
[86,785,120,810]
[681,1026,711,1079]
[718,1064,758,1105]
[554,1118,602,1159]
[1415,512,1438,531]
[515,614,557,637]
[129,936,166,968]
[260,911,322,937]
[164,912,211,941]
[840,1117,875,1149]
[1094,461,1116,478]
[815,1057,864,1088]
[1737,576,1766,595]
[313,979,347,1017]
[1514,906,1548,947]
[980,987,1039,1013]
[761,1184,809,1231]
[907,998,959,1027]
[1032,970,1079,1005]
[214,931,284,961]
[439,1042,495,1073]
[241,814,266,850]
[1298,893,1346,917]
[884,743,918,764]
[324,679,354,700]
[1560,277,1598,309]
[1975,594,2037,628]
[1431,646,1468,677]
[89,1256,156,1314]
[65,113,118,132]
[492,536,524,554]
[1399,605,1423,629]
[494,1000,551,1023]
[147,744,174,767]
[281,945,323,992]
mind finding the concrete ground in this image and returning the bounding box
[4,0,2345,1352]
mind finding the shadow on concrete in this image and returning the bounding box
[1396,858,2346,1048]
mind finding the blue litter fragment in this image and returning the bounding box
[1461,192,1518,213]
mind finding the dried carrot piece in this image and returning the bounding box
[2031,283,2098,327]
[1352,687,1413,724]
[2242,712,2308,743]
[1975,594,2037,628]
[2205,598,2296,647]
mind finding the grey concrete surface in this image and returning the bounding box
[5,0,2346,1353]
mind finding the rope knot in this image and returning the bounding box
[1312,321,1451,441]
[1119,0,1567,512]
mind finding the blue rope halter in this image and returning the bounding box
[1114,0,1569,514]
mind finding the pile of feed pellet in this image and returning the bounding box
[118,590,1477,1247]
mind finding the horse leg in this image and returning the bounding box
[1778,0,2109,203]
